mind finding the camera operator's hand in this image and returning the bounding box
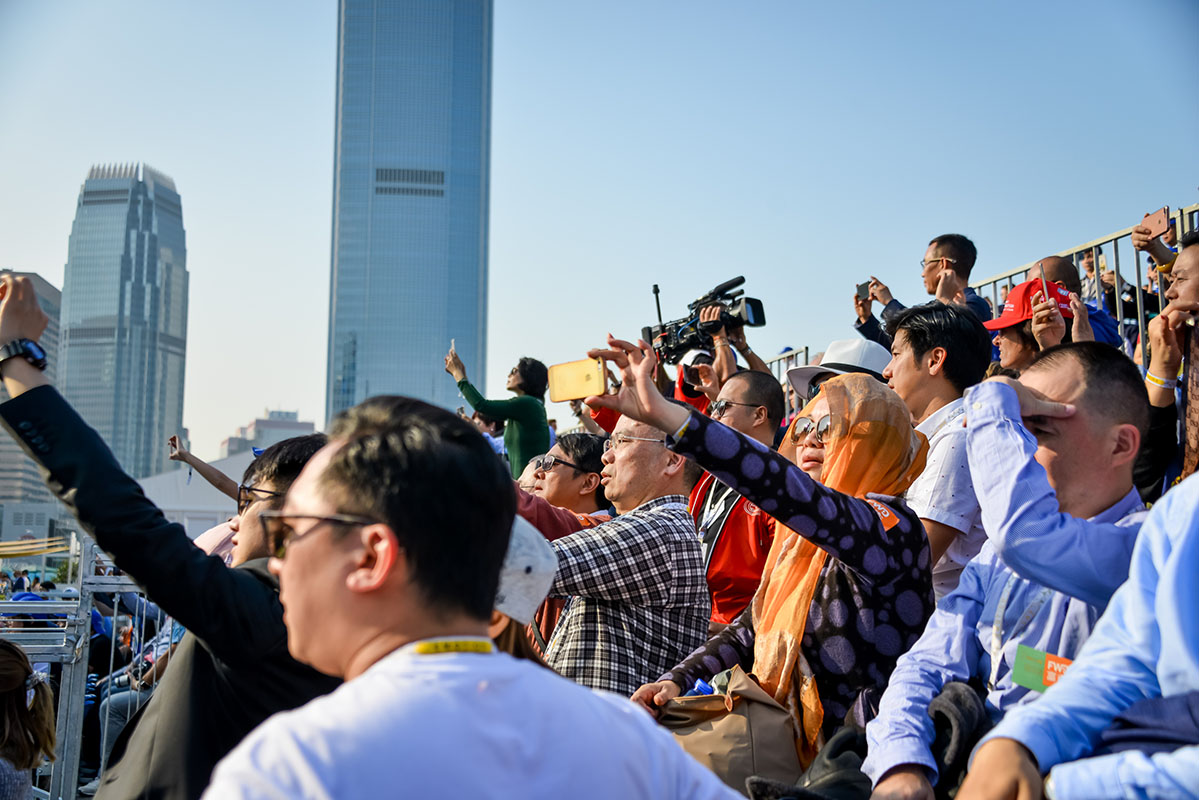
[586,336,690,435]
[1132,222,1176,268]
[853,292,873,324]
[698,304,726,339]
[0,273,51,398]
[868,276,894,306]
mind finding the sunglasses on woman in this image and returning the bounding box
[790,414,832,445]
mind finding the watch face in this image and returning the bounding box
[26,341,46,360]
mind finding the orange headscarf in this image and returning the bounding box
[752,373,928,764]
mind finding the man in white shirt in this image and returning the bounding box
[203,396,737,800]
[883,302,994,597]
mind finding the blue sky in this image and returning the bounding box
[1,0,1196,459]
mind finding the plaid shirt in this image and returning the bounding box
[545,495,710,697]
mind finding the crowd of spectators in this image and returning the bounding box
[0,210,1195,799]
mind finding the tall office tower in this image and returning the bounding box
[0,272,61,505]
[59,163,188,478]
[326,0,492,421]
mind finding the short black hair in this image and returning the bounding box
[725,370,786,428]
[556,432,608,508]
[242,434,329,497]
[929,233,978,278]
[325,396,515,621]
[474,411,505,433]
[1180,230,1199,251]
[886,302,992,393]
[516,357,548,400]
[1026,342,1149,441]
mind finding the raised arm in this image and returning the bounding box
[169,435,239,500]
[584,335,920,572]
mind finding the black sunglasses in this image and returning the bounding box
[531,454,584,473]
[258,511,378,559]
[237,484,286,515]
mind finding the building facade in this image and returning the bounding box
[0,273,61,506]
[58,164,188,478]
[220,410,316,458]
[326,0,492,421]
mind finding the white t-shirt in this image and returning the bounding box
[204,638,740,800]
[905,398,986,599]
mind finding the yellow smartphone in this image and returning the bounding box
[547,358,607,403]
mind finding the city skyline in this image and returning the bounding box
[1,1,1196,459]
[326,0,492,420]
[58,163,189,478]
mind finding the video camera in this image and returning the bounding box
[642,276,766,365]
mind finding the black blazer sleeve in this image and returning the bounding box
[0,386,286,664]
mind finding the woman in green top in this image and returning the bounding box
[445,347,550,479]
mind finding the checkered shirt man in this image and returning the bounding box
[545,494,710,697]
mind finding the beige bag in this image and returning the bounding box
[657,666,803,795]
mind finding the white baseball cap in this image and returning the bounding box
[494,516,558,625]
[786,338,890,399]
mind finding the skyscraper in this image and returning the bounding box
[0,272,61,505]
[326,0,492,421]
[59,163,188,478]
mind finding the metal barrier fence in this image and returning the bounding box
[1,535,151,800]
[971,204,1199,367]
[764,346,812,418]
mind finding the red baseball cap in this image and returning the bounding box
[984,278,1074,331]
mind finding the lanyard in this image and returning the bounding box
[988,574,1052,691]
[412,639,494,655]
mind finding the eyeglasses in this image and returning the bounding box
[531,453,584,473]
[237,484,286,515]
[603,433,667,452]
[710,399,760,419]
[258,510,378,559]
[920,256,958,269]
[789,414,833,445]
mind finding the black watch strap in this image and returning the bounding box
[0,339,48,371]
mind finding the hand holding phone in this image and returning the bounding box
[1142,207,1171,240]
[547,358,608,403]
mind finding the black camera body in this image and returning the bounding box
[642,276,766,365]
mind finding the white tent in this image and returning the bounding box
[138,452,255,539]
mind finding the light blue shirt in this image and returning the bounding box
[964,381,1147,607]
[978,473,1199,800]
[862,485,1141,787]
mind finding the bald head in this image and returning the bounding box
[1028,256,1082,297]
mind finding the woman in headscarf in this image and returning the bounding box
[592,337,934,766]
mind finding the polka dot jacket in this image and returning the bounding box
[660,411,936,734]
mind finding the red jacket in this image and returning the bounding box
[688,472,776,624]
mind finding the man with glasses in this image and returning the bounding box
[0,274,339,800]
[518,411,709,696]
[853,233,992,348]
[691,370,785,632]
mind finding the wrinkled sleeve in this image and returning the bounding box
[660,605,755,690]
[964,381,1138,608]
[549,514,682,605]
[862,556,992,787]
[670,411,924,583]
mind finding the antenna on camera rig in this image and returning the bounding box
[652,284,664,328]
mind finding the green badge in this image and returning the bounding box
[1011,644,1072,692]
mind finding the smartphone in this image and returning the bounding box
[1039,272,1051,305]
[1143,207,1170,239]
[547,358,607,403]
[856,281,871,301]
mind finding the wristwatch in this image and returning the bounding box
[0,339,48,371]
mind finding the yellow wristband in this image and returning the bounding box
[1156,254,1177,274]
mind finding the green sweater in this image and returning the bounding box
[458,380,549,478]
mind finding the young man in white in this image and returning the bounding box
[200,395,737,799]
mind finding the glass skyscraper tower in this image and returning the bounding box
[59,163,188,478]
[326,0,492,421]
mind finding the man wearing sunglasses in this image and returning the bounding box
[0,275,339,800]
[853,233,992,349]
[692,370,785,633]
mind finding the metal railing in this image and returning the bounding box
[764,347,812,417]
[971,204,1198,366]
[1,535,147,799]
